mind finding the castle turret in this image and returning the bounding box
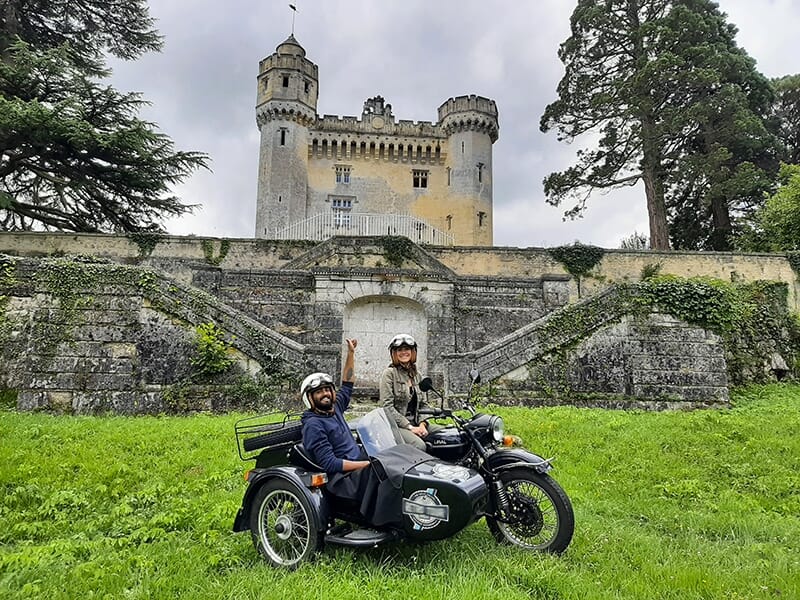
[438,96,499,246]
[254,35,319,238]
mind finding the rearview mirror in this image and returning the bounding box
[469,369,481,384]
[419,377,434,392]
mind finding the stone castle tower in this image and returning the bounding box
[254,35,499,246]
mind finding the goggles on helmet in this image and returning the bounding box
[304,373,334,394]
[389,334,417,349]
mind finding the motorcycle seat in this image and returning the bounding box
[289,443,325,472]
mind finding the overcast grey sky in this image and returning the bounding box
[107,0,800,248]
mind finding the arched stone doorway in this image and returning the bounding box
[343,295,428,390]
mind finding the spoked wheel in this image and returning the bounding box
[486,468,574,554]
[249,479,320,569]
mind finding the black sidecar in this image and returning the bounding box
[232,411,488,569]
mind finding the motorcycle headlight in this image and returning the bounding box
[491,416,504,443]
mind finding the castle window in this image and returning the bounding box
[280,128,287,146]
[446,214,452,230]
[282,75,289,87]
[477,162,484,183]
[304,80,311,94]
[335,165,351,184]
[461,141,465,153]
[478,211,486,227]
[447,167,451,186]
[413,169,428,189]
[331,197,353,227]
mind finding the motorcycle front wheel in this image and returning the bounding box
[486,468,574,554]
[249,479,321,569]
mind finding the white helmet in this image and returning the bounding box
[299,372,335,409]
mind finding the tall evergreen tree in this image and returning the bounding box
[0,0,208,232]
[771,74,800,165]
[541,0,777,250]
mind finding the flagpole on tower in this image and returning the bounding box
[289,4,297,35]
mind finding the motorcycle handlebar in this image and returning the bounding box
[417,407,457,420]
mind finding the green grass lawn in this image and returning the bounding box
[1,384,799,599]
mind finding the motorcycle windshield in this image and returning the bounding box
[356,408,398,457]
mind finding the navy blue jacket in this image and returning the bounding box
[301,383,362,473]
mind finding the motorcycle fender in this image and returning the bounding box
[232,466,329,532]
[486,448,552,475]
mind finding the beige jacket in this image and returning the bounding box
[379,365,423,429]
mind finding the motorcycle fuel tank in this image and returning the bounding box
[424,426,468,462]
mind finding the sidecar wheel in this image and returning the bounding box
[486,468,574,554]
[249,479,320,569]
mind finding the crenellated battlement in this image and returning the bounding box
[437,95,498,120]
[438,95,499,142]
[314,113,442,138]
[258,54,318,79]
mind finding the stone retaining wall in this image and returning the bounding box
[1,233,797,413]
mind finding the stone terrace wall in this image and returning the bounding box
[1,233,797,413]
[428,246,800,312]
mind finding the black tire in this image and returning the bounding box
[249,479,321,569]
[243,422,303,452]
[486,468,574,554]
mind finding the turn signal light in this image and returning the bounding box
[310,473,328,488]
[502,435,515,447]
[243,469,252,481]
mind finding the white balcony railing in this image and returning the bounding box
[273,212,454,246]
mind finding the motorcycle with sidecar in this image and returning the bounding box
[232,370,574,568]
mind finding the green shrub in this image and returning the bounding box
[380,236,415,268]
[640,262,662,281]
[548,243,605,277]
[190,322,234,377]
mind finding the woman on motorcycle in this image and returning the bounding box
[379,333,433,451]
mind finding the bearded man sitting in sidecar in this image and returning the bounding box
[300,339,373,512]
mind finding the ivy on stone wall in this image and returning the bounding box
[32,257,163,354]
[201,239,231,266]
[635,276,800,383]
[379,236,415,268]
[526,276,798,396]
[635,275,750,335]
[548,243,605,277]
[127,232,164,258]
